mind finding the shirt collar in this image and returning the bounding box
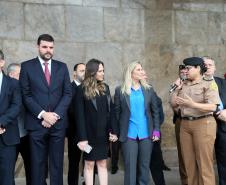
[131,86,141,91]
[0,71,3,79]
[38,56,52,65]
[203,76,214,81]
[186,77,203,86]
[74,79,81,86]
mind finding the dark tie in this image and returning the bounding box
[44,62,51,86]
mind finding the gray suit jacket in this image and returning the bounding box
[114,85,160,142]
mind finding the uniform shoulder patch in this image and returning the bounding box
[209,81,218,91]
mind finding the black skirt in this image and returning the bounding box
[83,143,109,161]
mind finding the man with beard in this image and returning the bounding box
[171,64,188,185]
[67,63,85,185]
[20,34,72,185]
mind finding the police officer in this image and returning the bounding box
[170,57,220,185]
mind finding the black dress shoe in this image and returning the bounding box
[111,166,118,174]
[163,164,171,171]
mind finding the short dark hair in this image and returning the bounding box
[73,63,85,71]
[179,64,185,70]
[0,50,4,60]
[37,34,54,45]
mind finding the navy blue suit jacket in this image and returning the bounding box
[215,77,226,131]
[67,81,78,139]
[20,57,72,130]
[0,74,21,145]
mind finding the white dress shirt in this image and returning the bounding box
[37,56,53,119]
[38,56,52,74]
[74,79,81,86]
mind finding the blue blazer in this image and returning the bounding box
[20,57,72,130]
[215,77,226,132]
[114,86,160,142]
[0,74,21,145]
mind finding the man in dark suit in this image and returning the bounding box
[67,63,85,185]
[149,95,166,185]
[141,70,167,185]
[7,63,31,185]
[20,34,72,185]
[203,57,226,185]
[0,50,22,185]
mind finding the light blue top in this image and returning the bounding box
[127,87,149,140]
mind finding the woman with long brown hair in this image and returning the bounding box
[76,59,118,185]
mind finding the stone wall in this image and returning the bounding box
[1,0,226,149]
[144,0,226,147]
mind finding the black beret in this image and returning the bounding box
[183,57,204,66]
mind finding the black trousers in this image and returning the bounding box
[29,128,65,185]
[111,141,120,169]
[150,141,166,185]
[16,135,31,185]
[67,136,81,185]
[0,138,17,185]
[215,127,226,185]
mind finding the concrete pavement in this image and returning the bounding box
[15,167,182,185]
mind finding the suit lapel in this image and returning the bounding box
[0,75,7,102]
[215,77,226,108]
[71,81,77,96]
[141,86,148,110]
[124,93,130,110]
[50,60,58,90]
[124,87,147,111]
[107,95,111,111]
[35,57,49,88]
[91,98,97,110]
[92,88,111,111]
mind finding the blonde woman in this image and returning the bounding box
[114,61,160,185]
[76,59,118,185]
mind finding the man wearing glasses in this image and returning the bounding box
[203,56,226,185]
[171,64,188,185]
